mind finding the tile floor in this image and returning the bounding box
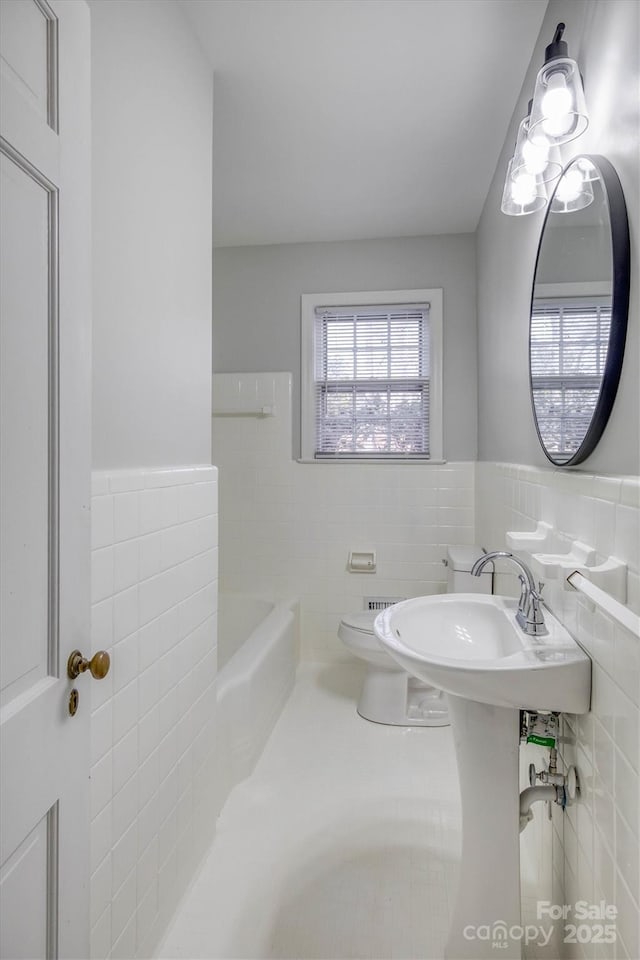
[156,663,462,959]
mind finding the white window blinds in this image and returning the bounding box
[312,303,431,457]
[530,297,611,459]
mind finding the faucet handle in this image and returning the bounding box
[517,574,528,610]
[537,581,545,597]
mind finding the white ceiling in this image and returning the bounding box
[182,0,548,247]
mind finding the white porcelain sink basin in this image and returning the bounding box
[374,593,591,713]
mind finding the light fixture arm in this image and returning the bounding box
[544,22,568,63]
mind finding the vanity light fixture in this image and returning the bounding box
[528,22,589,147]
[500,23,588,217]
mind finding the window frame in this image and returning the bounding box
[301,288,443,462]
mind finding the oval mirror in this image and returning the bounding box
[529,155,630,465]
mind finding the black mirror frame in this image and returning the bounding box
[529,154,631,467]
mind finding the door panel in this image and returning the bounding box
[0,806,57,960]
[0,0,54,125]
[0,2,91,957]
[0,150,55,707]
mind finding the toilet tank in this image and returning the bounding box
[446,546,492,594]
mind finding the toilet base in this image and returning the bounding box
[357,665,450,727]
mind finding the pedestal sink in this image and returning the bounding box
[374,594,591,960]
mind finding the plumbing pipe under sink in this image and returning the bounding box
[520,752,577,830]
[519,784,558,832]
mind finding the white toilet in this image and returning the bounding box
[338,545,492,726]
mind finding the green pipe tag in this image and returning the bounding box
[527,734,556,748]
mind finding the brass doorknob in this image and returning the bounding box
[67,649,110,680]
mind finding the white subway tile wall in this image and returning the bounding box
[89,467,218,959]
[476,462,640,960]
[212,373,475,662]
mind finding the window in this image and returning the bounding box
[301,289,443,461]
[530,295,611,460]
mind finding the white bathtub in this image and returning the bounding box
[216,593,299,811]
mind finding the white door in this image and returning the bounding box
[0,1,92,957]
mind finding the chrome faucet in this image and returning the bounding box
[471,551,548,637]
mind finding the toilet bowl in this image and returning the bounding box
[338,545,492,726]
[339,611,449,725]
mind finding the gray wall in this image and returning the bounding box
[476,0,640,474]
[213,235,477,460]
[535,223,611,285]
[91,0,213,469]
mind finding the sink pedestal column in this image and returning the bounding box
[445,695,522,960]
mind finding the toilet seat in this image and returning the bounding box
[338,613,394,668]
[341,612,377,631]
[338,610,449,727]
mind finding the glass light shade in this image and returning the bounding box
[550,167,594,212]
[511,116,562,184]
[528,58,589,146]
[575,156,599,182]
[501,158,547,216]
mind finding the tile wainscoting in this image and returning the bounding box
[477,462,639,960]
[89,466,218,959]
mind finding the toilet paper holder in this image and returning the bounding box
[348,550,377,573]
